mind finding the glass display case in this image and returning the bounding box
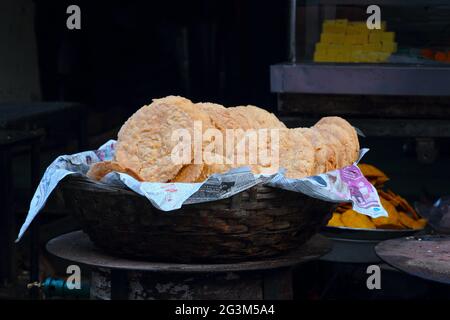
[271,0,450,96]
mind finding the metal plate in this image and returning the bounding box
[320,237,382,263]
[376,235,450,284]
[46,231,331,273]
[322,226,422,241]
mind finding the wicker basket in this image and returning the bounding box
[61,175,335,262]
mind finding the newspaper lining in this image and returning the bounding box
[17,140,387,241]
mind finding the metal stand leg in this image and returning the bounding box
[110,270,128,300]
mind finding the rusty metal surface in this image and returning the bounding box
[46,231,331,273]
[375,235,450,284]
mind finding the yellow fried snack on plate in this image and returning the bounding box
[358,164,389,186]
[327,213,345,227]
[398,211,420,229]
[414,218,428,229]
[87,161,144,181]
[341,209,376,229]
[371,197,403,229]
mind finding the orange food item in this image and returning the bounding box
[435,51,447,62]
[420,48,434,59]
[327,213,345,227]
[398,211,419,229]
[328,164,427,230]
[341,209,376,229]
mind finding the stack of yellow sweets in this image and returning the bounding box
[327,164,427,230]
[314,19,397,63]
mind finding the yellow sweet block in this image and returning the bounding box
[334,19,348,26]
[345,34,368,45]
[381,42,397,53]
[328,44,346,56]
[351,50,365,62]
[369,32,382,43]
[380,32,395,42]
[323,24,347,34]
[354,22,368,29]
[346,25,359,35]
[370,52,381,62]
[313,51,330,62]
[316,20,394,63]
[335,52,351,62]
[352,44,365,52]
[377,52,390,62]
[315,42,328,53]
[364,43,382,51]
[346,24,369,35]
[343,44,355,53]
[321,33,345,44]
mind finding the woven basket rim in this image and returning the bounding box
[61,174,279,198]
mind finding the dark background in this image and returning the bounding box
[35,0,288,115]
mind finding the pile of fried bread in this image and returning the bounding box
[87,96,360,183]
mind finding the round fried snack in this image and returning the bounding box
[229,105,286,129]
[296,127,337,175]
[195,155,233,182]
[170,163,204,183]
[197,102,243,131]
[313,123,353,168]
[116,96,207,182]
[315,116,360,162]
[341,209,376,229]
[278,128,315,179]
[87,161,144,181]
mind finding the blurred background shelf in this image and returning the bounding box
[297,0,450,5]
[271,63,450,96]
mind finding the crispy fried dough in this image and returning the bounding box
[229,105,286,129]
[87,161,144,181]
[278,128,315,179]
[315,116,360,162]
[116,96,199,182]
